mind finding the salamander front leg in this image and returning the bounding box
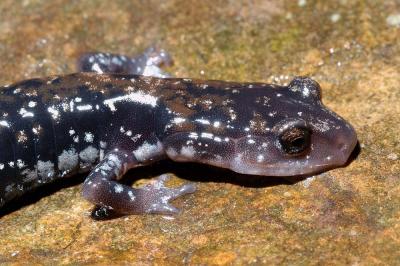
[137,173,196,213]
[82,151,195,219]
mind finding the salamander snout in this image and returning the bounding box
[330,123,358,166]
[228,116,357,177]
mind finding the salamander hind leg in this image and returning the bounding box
[77,47,172,77]
[82,151,195,219]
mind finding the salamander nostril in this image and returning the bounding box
[336,141,346,152]
[335,130,358,164]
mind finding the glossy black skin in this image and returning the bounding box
[0,74,161,207]
[0,49,357,217]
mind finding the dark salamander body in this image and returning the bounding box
[0,50,357,218]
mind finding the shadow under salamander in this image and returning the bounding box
[0,142,361,218]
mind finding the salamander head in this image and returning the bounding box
[228,77,358,176]
[164,77,357,177]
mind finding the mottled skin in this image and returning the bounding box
[0,48,357,218]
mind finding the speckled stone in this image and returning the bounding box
[0,0,399,265]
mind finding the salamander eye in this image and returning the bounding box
[279,126,311,156]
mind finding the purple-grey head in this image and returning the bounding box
[227,77,358,176]
[164,77,358,177]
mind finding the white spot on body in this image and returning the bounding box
[111,57,123,65]
[16,159,25,169]
[37,160,55,181]
[201,132,213,139]
[172,117,186,124]
[0,120,10,128]
[5,184,15,193]
[262,142,268,148]
[247,139,256,144]
[79,146,99,165]
[310,119,331,132]
[17,130,28,143]
[142,65,168,77]
[128,190,136,201]
[180,146,196,158]
[84,132,94,143]
[69,100,75,111]
[131,134,142,142]
[189,132,199,140]
[166,147,178,157]
[20,168,37,183]
[100,141,107,149]
[214,136,222,142]
[19,108,34,118]
[108,154,122,169]
[28,101,37,108]
[58,148,79,172]
[77,104,93,111]
[99,163,112,171]
[228,109,237,120]
[32,125,41,135]
[114,184,124,193]
[104,91,158,112]
[47,106,59,120]
[195,118,210,125]
[132,141,164,162]
[302,86,310,97]
[92,63,103,73]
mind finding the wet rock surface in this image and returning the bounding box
[0,0,399,264]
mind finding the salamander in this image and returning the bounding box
[0,47,357,218]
